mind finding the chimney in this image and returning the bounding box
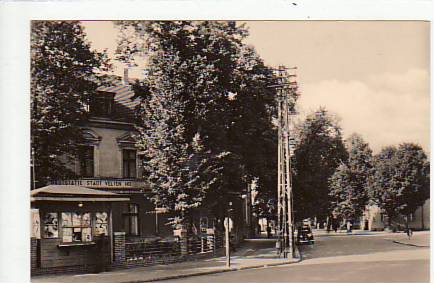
[123,68,129,85]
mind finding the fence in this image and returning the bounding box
[31,232,228,275]
[119,232,225,268]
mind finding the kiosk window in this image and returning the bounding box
[61,212,92,243]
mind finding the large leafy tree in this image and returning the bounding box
[117,21,280,225]
[369,143,429,226]
[329,134,373,221]
[329,163,353,220]
[31,21,108,188]
[292,108,348,221]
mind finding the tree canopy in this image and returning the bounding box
[369,143,429,225]
[31,21,108,188]
[292,108,348,221]
[329,134,373,221]
[116,21,282,224]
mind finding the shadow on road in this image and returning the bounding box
[233,238,279,258]
[298,232,427,260]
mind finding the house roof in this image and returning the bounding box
[31,185,130,202]
[95,75,140,122]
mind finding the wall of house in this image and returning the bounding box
[367,205,385,231]
[361,205,382,231]
[64,125,136,179]
[111,195,165,238]
[92,126,131,178]
[75,126,135,178]
[409,199,430,230]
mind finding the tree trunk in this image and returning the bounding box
[387,214,392,229]
[421,205,424,230]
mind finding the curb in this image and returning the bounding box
[392,240,429,248]
[121,249,302,283]
[314,232,389,237]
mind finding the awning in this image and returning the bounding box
[30,185,130,202]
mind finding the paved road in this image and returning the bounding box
[155,232,429,283]
[298,231,424,259]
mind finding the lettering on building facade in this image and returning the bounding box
[50,179,145,189]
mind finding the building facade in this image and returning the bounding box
[54,75,169,238]
[31,74,174,275]
[31,72,250,275]
[361,199,430,231]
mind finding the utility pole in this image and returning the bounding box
[31,145,37,190]
[271,66,299,258]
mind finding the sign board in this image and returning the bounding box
[173,229,187,237]
[31,209,41,239]
[50,179,147,190]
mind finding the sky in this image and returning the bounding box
[82,21,430,154]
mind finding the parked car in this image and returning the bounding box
[297,224,315,245]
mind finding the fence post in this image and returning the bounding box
[113,232,126,267]
[174,228,188,256]
[207,228,216,255]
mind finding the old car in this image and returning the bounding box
[296,224,315,245]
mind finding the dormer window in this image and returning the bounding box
[89,91,115,117]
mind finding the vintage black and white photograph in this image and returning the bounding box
[25,19,430,283]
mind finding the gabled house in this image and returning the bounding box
[31,71,173,275]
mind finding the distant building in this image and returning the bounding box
[361,204,385,231]
[361,199,430,231]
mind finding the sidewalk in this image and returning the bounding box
[312,229,390,237]
[391,231,430,247]
[32,239,299,283]
[313,228,430,247]
[312,228,430,237]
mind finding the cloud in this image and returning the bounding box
[297,68,430,153]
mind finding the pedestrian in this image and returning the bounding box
[406,228,413,240]
[266,226,271,238]
[346,221,352,233]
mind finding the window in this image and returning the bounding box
[123,204,139,236]
[89,92,115,117]
[123,149,137,178]
[61,212,92,243]
[78,146,94,177]
[43,212,58,238]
